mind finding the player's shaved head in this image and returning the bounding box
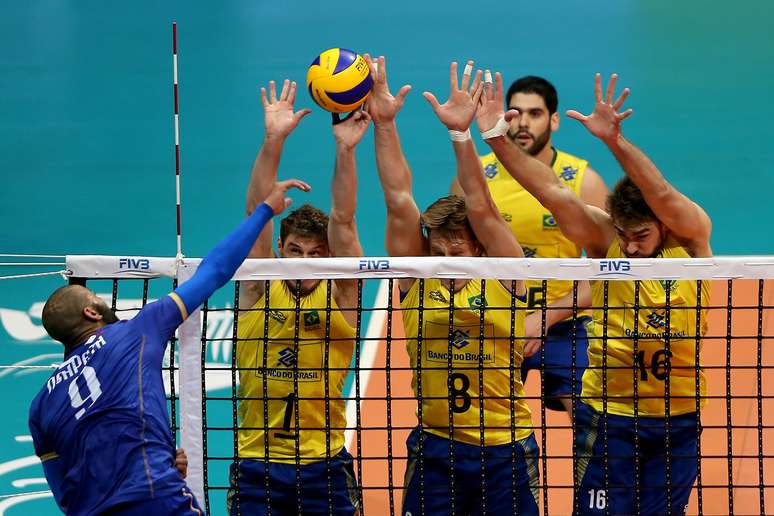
[42,285,117,346]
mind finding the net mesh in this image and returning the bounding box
[64,256,774,515]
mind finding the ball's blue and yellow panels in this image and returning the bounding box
[307,48,372,113]
[2,1,774,514]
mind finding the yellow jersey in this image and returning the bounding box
[481,149,588,312]
[401,279,533,445]
[236,280,355,463]
[582,239,711,417]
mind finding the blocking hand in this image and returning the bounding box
[423,60,483,131]
[264,179,312,215]
[363,55,412,124]
[261,79,312,140]
[566,73,632,144]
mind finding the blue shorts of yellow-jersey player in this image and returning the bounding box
[108,486,204,515]
[574,401,700,516]
[226,448,359,516]
[521,316,591,411]
[402,428,540,516]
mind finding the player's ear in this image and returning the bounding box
[551,111,560,132]
[83,305,102,322]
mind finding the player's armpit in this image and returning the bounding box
[579,166,609,210]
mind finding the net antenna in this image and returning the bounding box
[172,21,184,267]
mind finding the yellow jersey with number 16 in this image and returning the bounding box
[481,149,588,312]
[236,280,355,463]
[401,278,533,446]
[581,238,711,417]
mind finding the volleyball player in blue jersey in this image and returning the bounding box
[28,179,308,515]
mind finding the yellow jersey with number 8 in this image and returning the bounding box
[481,149,588,312]
[581,238,710,416]
[236,280,355,463]
[401,278,533,445]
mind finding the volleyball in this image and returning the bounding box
[306,48,373,113]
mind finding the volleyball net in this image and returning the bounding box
[64,255,774,515]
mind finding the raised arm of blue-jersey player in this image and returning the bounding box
[365,55,425,262]
[329,110,370,324]
[567,73,711,257]
[478,72,614,258]
[168,180,310,338]
[241,80,312,310]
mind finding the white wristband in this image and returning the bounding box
[448,128,471,142]
[480,116,510,140]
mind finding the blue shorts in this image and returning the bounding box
[521,316,591,411]
[106,486,204,515]
[574,402,700,515]
[226,448,359,516]
[402,428,540,516]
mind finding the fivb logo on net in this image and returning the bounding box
[357,259,390,272]
[596,259,634,277]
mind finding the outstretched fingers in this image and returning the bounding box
[613,87,630,111]
[593,73,602,103]
[269,80,277,103]
[378,55,388,84]
[293,108,312,123]
[279,79,290,101]
[396,84,412,103]
[260,87,268,108]
[280,178,312,193]
[617,108,634,121]
[287,81,297,104]
[449,61,459,92]
[460,60,474,91]
[565,109,588,122]
[469,69,483,96]
[422,91,442,112]
[605,74,618,104]
[494,71,504,102]
[504,109,521,123]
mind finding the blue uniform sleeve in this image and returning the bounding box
[132,295,185,343]
[174,202,274,315]
[29,403,66,509]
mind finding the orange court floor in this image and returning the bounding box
[351,279,774,515]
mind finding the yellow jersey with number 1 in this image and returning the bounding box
[401,278,533,445]
[481,149,588,312]
[581,238,711,417]
[236,280,355,463]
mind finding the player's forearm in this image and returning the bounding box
[246,136,285,215]
[487,136,565,205]
[540,281,592,327]
[330,146,358,223]
[453,139,490,208]
[176,203,274,313]
[606,134,671,204]
[328,147,363,257]
[374,121,414,208]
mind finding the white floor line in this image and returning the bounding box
[344,279,390,450]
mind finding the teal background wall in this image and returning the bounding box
[1,1,772,513]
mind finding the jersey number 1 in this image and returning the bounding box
[68,366,103,420]
[275,393,296,440]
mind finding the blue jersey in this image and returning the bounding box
[28,294,188,515]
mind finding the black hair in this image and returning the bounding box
[505,76,558,114]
